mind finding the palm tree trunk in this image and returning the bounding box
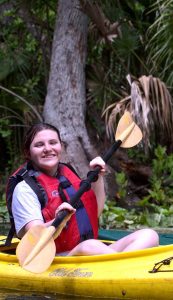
[43,0,97,177]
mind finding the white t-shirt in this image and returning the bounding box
[12,180,44,236]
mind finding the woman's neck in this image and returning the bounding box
[31,162,58,177]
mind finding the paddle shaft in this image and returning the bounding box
[52,139,122,228]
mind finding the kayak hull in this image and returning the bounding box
[1,236,173,299]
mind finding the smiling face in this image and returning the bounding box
[29,129,62,176]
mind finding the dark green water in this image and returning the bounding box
[0,292,62,300]
[0,291,104,300]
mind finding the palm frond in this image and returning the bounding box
[102,96,130,140]
[104,74,173,154]
[146,0,173,86]
[0,85,43,122]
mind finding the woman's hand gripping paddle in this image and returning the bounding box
[16,111,142,273]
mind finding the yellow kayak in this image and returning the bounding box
[1,234,173,299]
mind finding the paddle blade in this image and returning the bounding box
[115,111,142,148]
[16,225,56,273]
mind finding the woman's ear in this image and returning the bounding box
[61,141,66,151]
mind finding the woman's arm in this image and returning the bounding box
[89,156,106,217]
[24,202,76,234]
[12,181,76,238]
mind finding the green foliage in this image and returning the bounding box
[0,119,11,138]
[101,145,173,230]
[147,0,173,87]
[140,145,173,207]
[115,172,128,199]
[0,1,56,103]
[100,200,173,230]
[0,195,9,223]
[127,150,147,164]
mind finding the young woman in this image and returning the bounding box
[11,123,159,256]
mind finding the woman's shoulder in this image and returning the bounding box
[13,179,36,195]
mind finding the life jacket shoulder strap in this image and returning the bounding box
[57,162,79,203]
[59,162,80,178]
[7,165,46,213]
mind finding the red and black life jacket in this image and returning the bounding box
[5,162,98,252]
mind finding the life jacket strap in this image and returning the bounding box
[4,219,16,246]
[21,171,46,209]
[58,175,94,241]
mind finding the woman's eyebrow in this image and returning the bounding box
[49,139,57,141]
[33,141,44,145]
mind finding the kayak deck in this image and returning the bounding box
[1,235,173,299]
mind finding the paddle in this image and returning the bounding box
[16,111,142,273]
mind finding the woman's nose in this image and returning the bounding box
[43,143,51,152]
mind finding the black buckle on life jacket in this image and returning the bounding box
[19,169,28,177]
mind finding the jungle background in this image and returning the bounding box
[1,0,173,232]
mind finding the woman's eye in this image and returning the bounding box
[50,140,58,145]
[35,142,43,147]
